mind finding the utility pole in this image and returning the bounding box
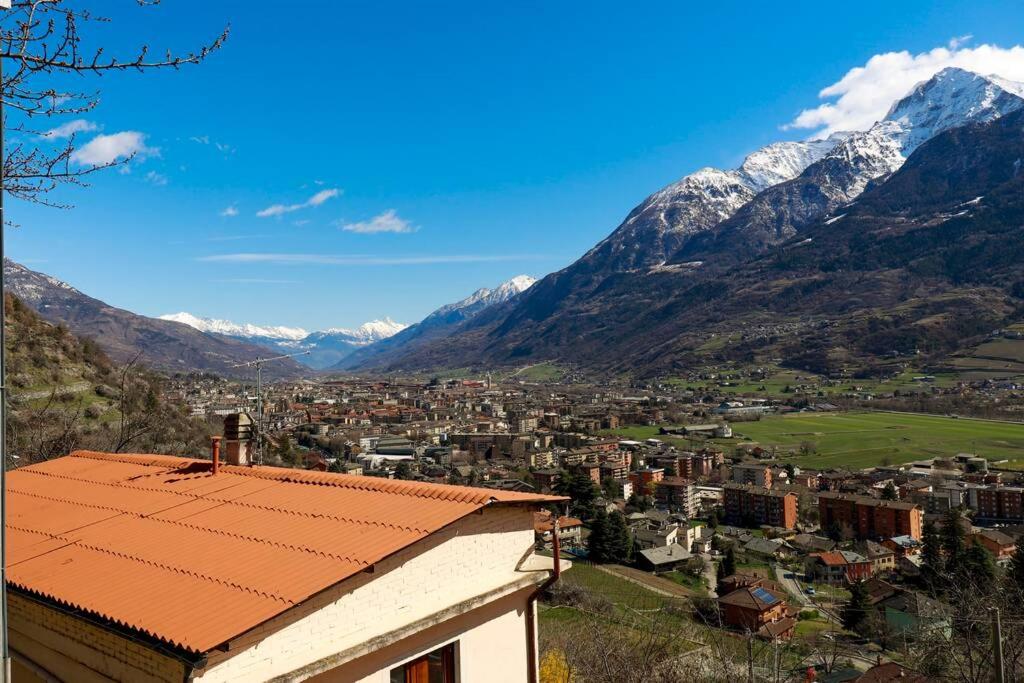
[230,352,309,465]
[992,607,1005,683]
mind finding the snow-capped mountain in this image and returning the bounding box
[432,275,537,319]
[318,318,408,344]
[159,313,407,369]
[579,136,846,272]
[159,312,308,341]
[332,275,537,370]
[674,67,1024,263]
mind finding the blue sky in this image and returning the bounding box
[9,0,1024,331]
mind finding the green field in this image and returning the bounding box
[668,364,960,397]
[512,362,566,382]
[724,411,1024,469]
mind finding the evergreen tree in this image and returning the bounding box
[940,509,966,572]
[717,545,736,580]
[588,508,610,563]
[394,461,413,480]
[881,481,898,501]
[962,542,996,587]
[707,508,719,529]
[606,512,632,564]
[842,580,871,633]
[562,471,598,519]
[921,521,944,589]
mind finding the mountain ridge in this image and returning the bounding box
[4,260,307,379]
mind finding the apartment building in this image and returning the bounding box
[723,484,798,529]
[818,493,924,540]
[731,463,773,488]
[655,477,698,517]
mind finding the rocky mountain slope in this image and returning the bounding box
[335,275,536,370]
[159,312,407,369]
[347,68,1024,377]
[5,260,306,379]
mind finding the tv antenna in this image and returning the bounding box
[230,351,310,465]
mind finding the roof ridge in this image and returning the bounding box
[67,450,564,505]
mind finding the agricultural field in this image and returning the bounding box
[722,411,1024,469]
[668,364,958,397]
[947,334,1024,381]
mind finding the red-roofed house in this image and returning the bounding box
[6,450,567,683]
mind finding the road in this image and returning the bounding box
[773,564,812,607]
[701,553,718,597]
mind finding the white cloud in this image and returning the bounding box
[189,135,210,145]
[949,35,973,50]
[145,170,168,186]
[198,253,541,266]
[220,206,239,217]
[41,119,97,139]
[787,41,1024,136]
[71,131,157,165]
[339,209,415,234]
[257,188,341,217]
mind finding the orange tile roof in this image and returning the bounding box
[6,450,565,655]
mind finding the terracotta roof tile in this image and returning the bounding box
[6,450,565,654]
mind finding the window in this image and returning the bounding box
[389,643,457,683]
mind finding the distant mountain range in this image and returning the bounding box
[3,260,306,379]
[158,312,407,369]
[341,67,1024,377]
[332,275,536,371]
[15,67,1024,381]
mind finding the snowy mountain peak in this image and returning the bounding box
[883,68,1024,153]
[436,275,537,316]
[328,318,409,342]
[158,312,309,341]
[492,274,537,298]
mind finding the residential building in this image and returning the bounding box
[6,450,566,683]
[723,484,798,530]
[629,467,665,495]
[818,493,924,540]
[655,477,698,517]
[976,486,1024,521]
[732,463,773,488]
[806,551,873,584]
[970,528,1017,563]
[717,586,795,640]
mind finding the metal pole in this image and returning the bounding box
[992,607,1005,683]
[256,361,263,465]
[0,27,10,682]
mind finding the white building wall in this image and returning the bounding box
[196,505,539,683]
